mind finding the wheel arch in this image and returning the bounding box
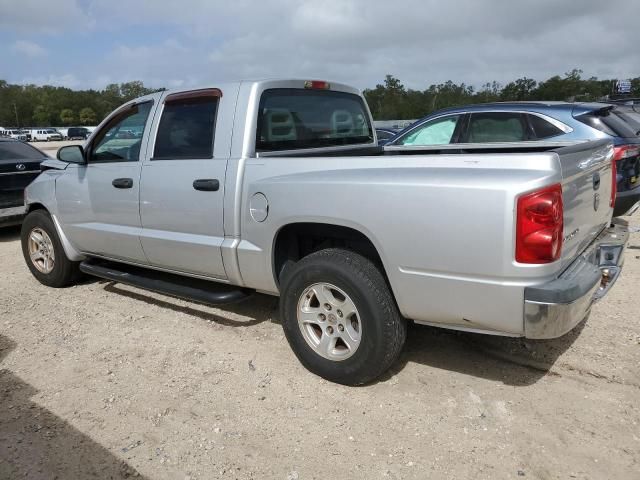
[23,205,85,262]
[272,221,393,291]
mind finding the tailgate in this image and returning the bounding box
[555,140,614,269]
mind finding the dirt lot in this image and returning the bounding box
[0,217,639,480]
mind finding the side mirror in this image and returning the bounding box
[57,145,86,164]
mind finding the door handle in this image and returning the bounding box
[193,179,220,192]
[112,178,133,189]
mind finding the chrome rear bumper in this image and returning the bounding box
[524,220,628,339]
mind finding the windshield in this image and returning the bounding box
[256,88,373,152]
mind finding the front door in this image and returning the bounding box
[139,88,230,279]
[55,99,156,263]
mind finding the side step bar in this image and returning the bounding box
[80,260,253,306]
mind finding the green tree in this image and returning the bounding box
[501,77,537,101]
[60,108,76,125]
[32,105,50,126]
[79,107,97,125]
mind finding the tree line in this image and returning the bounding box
[0,69,638,127]
[363,70,640,120]
[0,80,160,128]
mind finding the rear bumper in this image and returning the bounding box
[524,220,628,339]
[613,186,640,217]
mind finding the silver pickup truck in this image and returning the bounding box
[20,79,628,385]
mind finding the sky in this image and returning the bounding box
[0,0,639,92]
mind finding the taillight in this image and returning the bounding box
[304,80,331,90]
[612,145,640,161]
[516,184,563,264]
[610,154,617,207]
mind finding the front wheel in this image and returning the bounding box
[21,210,81,288]
[279,248,406,385]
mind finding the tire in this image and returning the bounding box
[21,209,81,288]
[279,248,406,385]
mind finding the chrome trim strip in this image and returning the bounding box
[0,170,41,176]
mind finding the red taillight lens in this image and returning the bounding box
[612,145,640,161]
[304,80,331,90]
[516,184,563,264]
[610,154,617,208]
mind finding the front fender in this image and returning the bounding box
[25,171,85,262]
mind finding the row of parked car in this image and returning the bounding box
[0,126,94,142]
[376,99,640,217]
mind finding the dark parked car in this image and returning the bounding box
[66,127,90,140]
[386,102,640,217]
[0,139,47,226]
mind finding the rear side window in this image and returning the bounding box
[467,112,528,143]
[0,142,44,161]
[256,88,373,152]
[527,114,565,139]
[154,90,220,159]
[576,108,638,138]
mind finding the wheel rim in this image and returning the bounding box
[27,227,55,274]
[297,283,362,361]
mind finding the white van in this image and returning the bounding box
[31,129,63,142]
[2,129,27,141]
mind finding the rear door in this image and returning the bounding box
[139,87,236,279]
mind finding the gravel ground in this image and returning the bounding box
[0,217,639,480]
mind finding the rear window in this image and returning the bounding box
[527,114,565,139]
[0,141,44,161]
[256,88,373,152]
[576,107,638,138]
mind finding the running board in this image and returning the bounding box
[79,260,253,306]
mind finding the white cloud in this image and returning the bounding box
[0,0,89,33]
[2,0,640,90]
[11,40,46,57]
[20,74,81,88]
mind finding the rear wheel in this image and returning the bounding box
[280,248,406,385]
[21,210,81,288]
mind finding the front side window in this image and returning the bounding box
[256,88,373,152]
[527,114,565,139]
[466,112,528,143]
[153,90,219,160]
[396,115,460,146]
[90,102,152,163]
